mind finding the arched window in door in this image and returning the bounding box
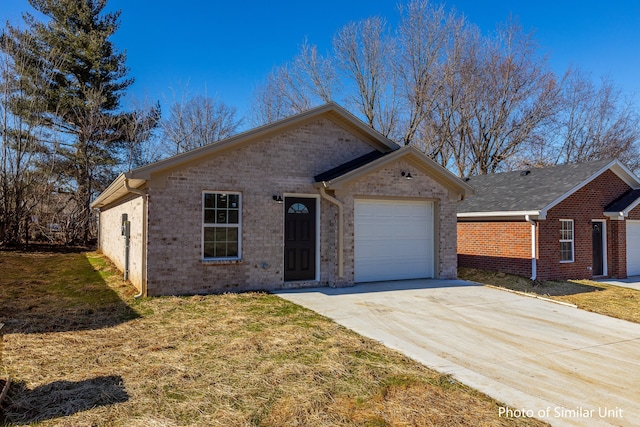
[287,203,309,214]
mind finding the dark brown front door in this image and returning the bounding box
[284,197,316,281]
[592,222,604,276]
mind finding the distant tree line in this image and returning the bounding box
[1,0,638,247]
[251,0,640,177]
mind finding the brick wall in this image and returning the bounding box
[144,117,375,295]
[458,221,533,277]
[609,219,627,278]
[98,194,145,292]
[538,170,631,280]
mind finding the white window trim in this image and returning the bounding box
[559,219,574,263]
[202,191,242,261]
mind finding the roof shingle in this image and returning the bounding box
[314,150,389,182]
[605,189,640,213]
[457,159,615,214]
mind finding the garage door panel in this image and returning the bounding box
[356,259,429,281]
[357,237,431,257]
[396,223,428,238]
[628,221,640,276]
[402,239,431,256]
[354,199,434,282]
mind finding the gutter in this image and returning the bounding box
[458,210,540,219]
[525,214,537,281]
[124,178,148,298]
[318,185,344,279]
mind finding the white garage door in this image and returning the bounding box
[354,199,434,282]
[627,221,640,276]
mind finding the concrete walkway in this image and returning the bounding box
[276,280,640,427]
[599,276,640,291]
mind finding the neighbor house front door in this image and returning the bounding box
[284,197,316,281]
[592,221,604,276]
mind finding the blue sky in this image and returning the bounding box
[2,0,639,121]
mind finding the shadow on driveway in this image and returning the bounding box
[280,278,482,296]
[458,268,607,296]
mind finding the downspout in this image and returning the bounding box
[124,178,148,298]
[319,185,344,279]
[525,215,537,281]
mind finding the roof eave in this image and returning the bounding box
[320,145,474,196]
[90,173,147,209]
[604,194,640,219]
[604,211,626,220]
[609,160,640,189]
[91,173,126,209]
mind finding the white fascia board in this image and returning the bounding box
[457,210,541,219]
[90,173,126,209]
[621,195,640,216]
[604,212,626,220]
[610,160,640,189]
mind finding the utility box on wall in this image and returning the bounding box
[121,213,129,237]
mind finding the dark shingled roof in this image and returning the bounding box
[314,150,390,182]
[458,159,615,214]
[605,189,640,213]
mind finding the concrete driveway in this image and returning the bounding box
[599,276,640,291]
[276,280,640,427]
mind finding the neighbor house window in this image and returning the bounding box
[203,192,241,259]
[559,219,574,262]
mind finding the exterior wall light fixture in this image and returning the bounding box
[401,171,413,180]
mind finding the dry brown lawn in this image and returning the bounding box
[0,251,547,426]
[459,267,640,324]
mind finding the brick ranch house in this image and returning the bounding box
[457,159,640,281]
[92,103,473,296]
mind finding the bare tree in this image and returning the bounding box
[419,20,480,173]
[296,42,336,104]
[251,71,290,126]
[333,16,398,137]
[251,41,335,126]
[250,1,638,177]
[426,19,560,176]
[121,98,162,170]
[0,31,57,245]
[553,70,639,170]
[395,0,462,145]
[162,90,241,155]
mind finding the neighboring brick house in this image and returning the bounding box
[457,159,640,281]
[92,103,473,296]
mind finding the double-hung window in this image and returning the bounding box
[559,219,574,262]
[203,192,241,260]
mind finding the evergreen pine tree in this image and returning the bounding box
[2,0,157,244]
